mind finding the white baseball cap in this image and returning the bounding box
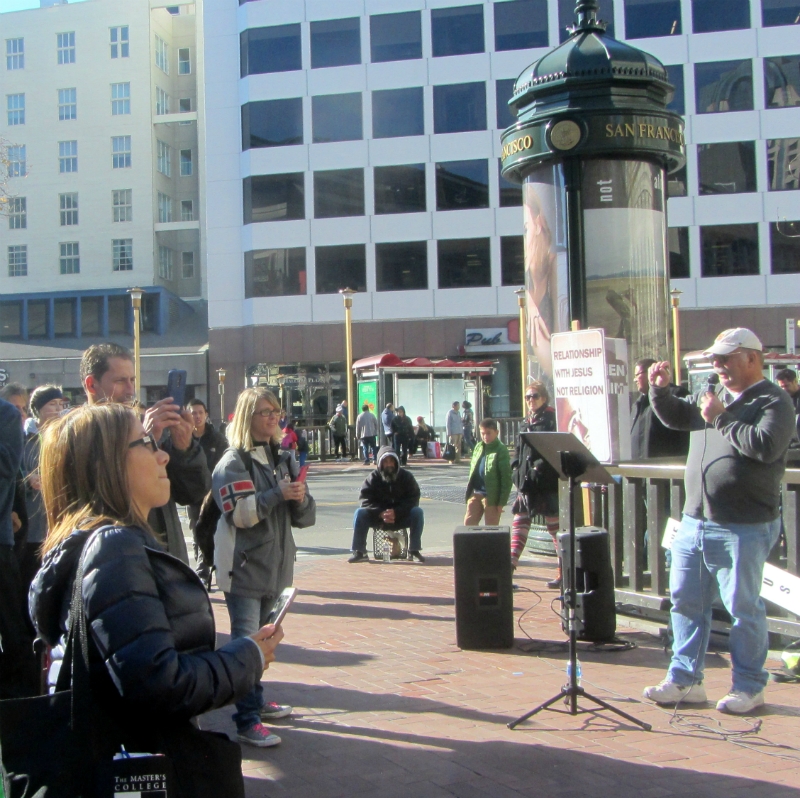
[703,328,763,357]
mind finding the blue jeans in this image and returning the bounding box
[351,506,423,552]
[360,436,378,463]
[667,514,780,694]
[224,592,273,731]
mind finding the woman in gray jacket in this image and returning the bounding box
[212,387,316,748]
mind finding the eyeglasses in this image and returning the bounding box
[709,352,744,365]
[253,408,280,418]
[128,433,159,454]
[525,393,540,400]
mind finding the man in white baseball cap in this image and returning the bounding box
[642,328,795,715]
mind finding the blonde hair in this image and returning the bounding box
[226,387,282,451]
[528,380,550,406]
[40,403,150,555]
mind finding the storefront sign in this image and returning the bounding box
[0,368,7,386]
[465,328,510,347]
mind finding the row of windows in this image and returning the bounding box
[242,222,800,299]
[238,0,800,76]
[4,33,189,72]
[4,141,193,177]
[4,243,196,280]
[239,55,799,151]
[4,87,193,124]
[6,193,196,230]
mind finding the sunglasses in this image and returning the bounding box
[709,352,744,365]
[128,433,160,454]
[253,408,280,418]
[525,393,540,400]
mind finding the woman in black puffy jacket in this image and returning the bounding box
[28,403,283,797]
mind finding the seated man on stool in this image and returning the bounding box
[348,445,425,563]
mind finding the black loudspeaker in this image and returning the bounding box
[557,526,616,643]
[453,526,514,649]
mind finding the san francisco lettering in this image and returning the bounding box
[604,121,684,145]
[501,135,533,161]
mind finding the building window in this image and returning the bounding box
[765,56,800,109]
[315,244,367,294]
[495,0,548,51]
[181,251,195,279]
[8,197,26,229]
[28,301,47,337]
[6,38,24,70]
[314,168,364,218]
[438,238,491,288]
[180,149,192,176]
[7,94,24,125]
[157,140,171,176]
[370,11,422,63]
[667,163,687,197]
[245,248,307,297]
[60,241,80,274]
[499,161,523,206]
[181,199,194,221]
[767,138,800,192]
[500,236,524,285]
[695,60,753,114]
[436,159,489,211]
[697,142,757,195]
[53,298,75,337]
[178,48,190,74]
[240,24,302,76]
[771,221,800,273]
[692,0,750,33]
[113,189,132,222]
[559,0,615,41]
[156,87,170,115]
[700,224,759,277]
[762,0,800,26]
[60,193,78,226]
[155,35,169,73]
[312,93,363,143]
[8,145,26,177]
[112,238,133,271]
[0,302,23,339]
[242,98,303,150]
[495,79,516,130]
[179,98,191,114]
[112,135,132,169]
[374,164,426,215]
[157,192,172,223]
[58,87,77,120]
[376,241,428,291]
[310,18,361,69]
[57,32,75,64]
[433,83,486,134]
[432,5,484,57]
[243,174,305,223]
[158,246,173,280]
[8,245,27,277]
[111,82,130,115]
[668,227,690,278]
[110,26,129,58]
[59,140,78,173]
[624,0,681,38]
[665,65,685,115]
[372,87,424,139]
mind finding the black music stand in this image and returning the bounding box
[507,432,651,732]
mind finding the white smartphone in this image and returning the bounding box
[265,587,298,627]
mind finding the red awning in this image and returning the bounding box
[352,353,494,372]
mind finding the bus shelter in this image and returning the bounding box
[352,353,495,440]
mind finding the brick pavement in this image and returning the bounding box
[201,554,800,797]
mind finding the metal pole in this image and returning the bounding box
[127,288,143,404]
[217,369,227,426]
[340,289,356,438]
[671,289,682,385]
[515,287,527,415]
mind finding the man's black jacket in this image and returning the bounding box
[358,469,420,526]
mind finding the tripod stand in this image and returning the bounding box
[508,439,651,731]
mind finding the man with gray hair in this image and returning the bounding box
[643,328,796,714]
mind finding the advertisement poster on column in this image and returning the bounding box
[551,329,631,464]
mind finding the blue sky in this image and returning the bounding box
[1,0,89,12]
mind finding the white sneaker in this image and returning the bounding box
[716,689,764,714]
[643,679,707,705]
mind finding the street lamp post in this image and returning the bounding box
[127,287,143,403]
[515,287,528,414]
[217,368,226,426]
[340,289,356,432]
[670,288,682,385]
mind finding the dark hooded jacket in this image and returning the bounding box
[358,446,420,526]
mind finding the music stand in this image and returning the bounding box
[507,432,652,732]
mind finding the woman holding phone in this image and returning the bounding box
[213,387,316,748]
[29,403,282,797]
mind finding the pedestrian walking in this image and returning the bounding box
[356,403,379,464]
[328,405,349,460]
[445,401,464,463]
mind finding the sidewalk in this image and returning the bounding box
[201,554,800,797]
